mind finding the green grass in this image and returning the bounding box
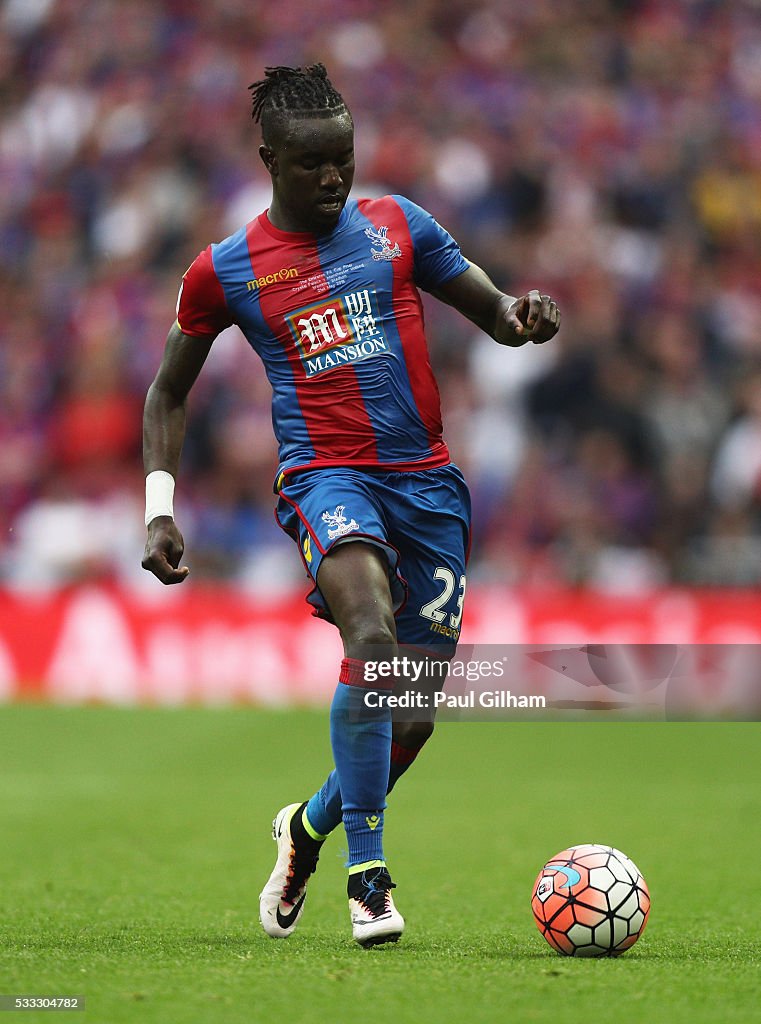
[0,708,759,1024]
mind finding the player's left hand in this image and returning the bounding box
[501,290,561,345]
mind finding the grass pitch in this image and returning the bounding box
[0,707,759,1024]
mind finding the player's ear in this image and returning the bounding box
[259,144,277,177]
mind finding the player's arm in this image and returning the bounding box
[430,262,560,347]
[142,321,215,585]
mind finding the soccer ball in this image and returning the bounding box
[531,844,650,957]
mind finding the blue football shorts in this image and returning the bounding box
[275,463,471,651]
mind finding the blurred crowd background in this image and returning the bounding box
[2,0,761,593]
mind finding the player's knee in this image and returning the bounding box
[392,718,435,749]
[318,541,397,652]
[341,613,396,654]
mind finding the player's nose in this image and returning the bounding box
[320,164,342,189]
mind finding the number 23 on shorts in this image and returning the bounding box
[420,567,466,631]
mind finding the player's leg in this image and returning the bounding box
[384,464,472,792]
[302,656,439,830]
[316,539,395,873]
[314,540,404,945]
[387,651,441,794]
[261,464,467,942]
[305,466,469,819]
[260,469,405,943]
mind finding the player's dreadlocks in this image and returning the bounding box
[249,64,349,145]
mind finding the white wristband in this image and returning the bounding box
[145,471,176,527]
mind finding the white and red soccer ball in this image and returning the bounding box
[532,844,650,957]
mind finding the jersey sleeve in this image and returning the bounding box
[392,195,469,292]
[176,245,234,337]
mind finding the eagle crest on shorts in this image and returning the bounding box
[322,505,360,540]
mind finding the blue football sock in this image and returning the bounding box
[304,739,427,837]
[344,809,385,869]
[305,771,341,838]
[329,659,391,868]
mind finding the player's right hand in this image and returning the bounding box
[142,517,190,585]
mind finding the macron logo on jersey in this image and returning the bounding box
[286,287,390,378]
[247,266,299,291]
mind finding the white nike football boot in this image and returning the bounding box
[348,866,405,948]
[259,802,321,938]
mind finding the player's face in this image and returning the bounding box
[261,113,355,234]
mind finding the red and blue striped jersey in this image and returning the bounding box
[176,194,468,479]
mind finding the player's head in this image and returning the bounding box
[251,64,355,234]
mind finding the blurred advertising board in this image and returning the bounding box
[0,585,759,716]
